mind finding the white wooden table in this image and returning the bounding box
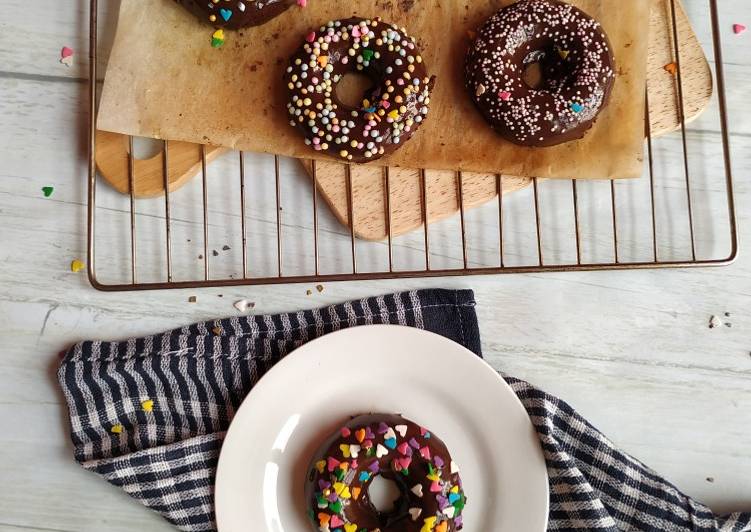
[1,1,750,530]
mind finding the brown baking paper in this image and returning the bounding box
[97,0,649,178]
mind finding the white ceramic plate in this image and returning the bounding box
[216,325,548,532]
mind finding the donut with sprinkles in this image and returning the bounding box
[465,0,616,147]
[175,0,306,30]
[285,18,435,163]
[306,414,467,532]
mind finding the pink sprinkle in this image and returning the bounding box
[397,78,405,85]
[324,36,331,43]
[352,26,361,38]
[61,46,74,58]
[297,0,307,6]
[332,125,340,133]
[341,57,349,65]
[311,77,318,84]
[341,427,351,438]
[381,100,391,109]
[306,32,316,43]
[357,142,364,149]
[733,23,747,35]
[312,137,321,144]
[499,91,511,101]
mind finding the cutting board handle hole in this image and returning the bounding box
[127,137,164,160]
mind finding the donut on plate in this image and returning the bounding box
[465,0,616,147]
[306,414,467,532]
[175,0,304,30]
[285,18,435,163]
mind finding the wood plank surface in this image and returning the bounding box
[0,1,749,531]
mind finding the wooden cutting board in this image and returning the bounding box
[96,0,711,240]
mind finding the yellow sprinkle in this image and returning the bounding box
[212,29,225,41]
[388,110,399,120]
[333,482,345,495]
[558,49,570,59]
[70,259,86,273]
[141,399,154,412]
[421,516,437,532]
[110,424,123,434]
[315,460,326,473]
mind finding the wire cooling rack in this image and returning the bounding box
[86,0,737,291]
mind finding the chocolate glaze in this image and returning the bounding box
[286,18,435,164]
[306,414,466,532]
[175,0,298,30]
[465,0,616,147]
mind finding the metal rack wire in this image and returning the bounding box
[87,0,738,291]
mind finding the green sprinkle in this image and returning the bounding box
[42,186,54,198]
[361,49,374,61]
[211,38,224,48]
[329,500,343,514]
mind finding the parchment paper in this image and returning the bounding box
[97,0,650,178]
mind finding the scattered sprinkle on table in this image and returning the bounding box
[663,62,677,75]
[306,289,313,296]
[316,284,325,293]
[70,259,86,273]
[60,46,74,67]
[189,296,197,303]
[42,186,54,197]
[709,315,723,329]
[733,23,746,35]
[222,245,231,251]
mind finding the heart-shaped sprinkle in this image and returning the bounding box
[558,49,570,59]
[450,461,460,474]
[340,486,352,499]
[397,442,410,456]
[384,437,397,450]
[330,499,343,513]
[437,495,448,509]
[383,427,396,440]
[419,446,431,460]
[430,480,441,493]
[368,461,380,473]
[318,479,331,490]
[344,524,357,532]
[355,429,366,443]
[327,457,340,472]
[330,515,344,528]
[315,460,326,473]
[339,444,351,458]
[734,23,747,35]
[423,516,437,529]
[434,456,445,468]
[358,471,370,482]
[351,459,358,469]
[341,427,351,438]
[377,422,389,434]
[237,1,246,12]
[365,427,375,440]
[395,424,408,437]
[110,424,123,434]
[362,439,373,449]
[351,26,361,38]
[409,507,422,521]
[448,492,460,504]
[349,445,361,458]
[318,513,331,525]
[409,437,420,449]
[411,484,423,497]
[219,8,232,21]
[333,482,345,495]
[435,521,448,532]
[499,91,511,101]
[352,487,361,499]
[396,457,412,471]
[571,102,584,113]
[376,444,389,457]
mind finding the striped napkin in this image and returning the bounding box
[58,289,750,532]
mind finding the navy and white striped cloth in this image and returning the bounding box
[58,289,750,532]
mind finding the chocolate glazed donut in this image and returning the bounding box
[175,0,302,30]
[465,0,616,147]
[306,414,467,532]
[285,18,435,163]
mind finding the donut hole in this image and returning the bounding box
[335,72,377,109]
[367,475,401,513]
[522,62,544,90]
